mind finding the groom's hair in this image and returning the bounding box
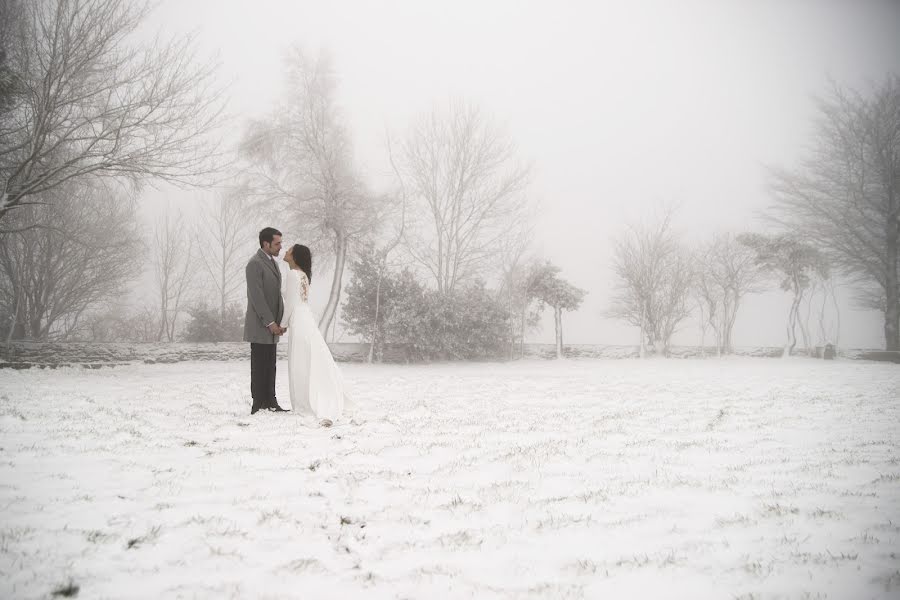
[259,227,282,247]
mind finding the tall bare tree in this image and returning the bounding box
[693,233,762,355]
[768,76,900,351]
[401,101,531,294]
[0,184,140,341]
[0,0,224,225]
[153,206,194,342]
[196,194,249,331]
[240,48,370,339]
[609,207,693,356]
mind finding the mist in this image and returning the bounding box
[135,0,900,349]
[3,2,900,597]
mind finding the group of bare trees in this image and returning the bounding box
[0,0,221,221]
[693,234,761,357]
[609,76,898,356]
[609,206,837,358]
[237,46,571,353]
[768,76,899,352]
[12,2,886,358]
[0,0,224,342]
[610,207,695,357]
[239,50,372,338]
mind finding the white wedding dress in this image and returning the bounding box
[281,268,345,423]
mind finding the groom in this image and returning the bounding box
[244,227,289,414]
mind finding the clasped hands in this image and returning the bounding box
[267,323,288,336]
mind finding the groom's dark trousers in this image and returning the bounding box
[244,248,285,413]
[250,343,277,410]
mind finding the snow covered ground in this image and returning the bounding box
[1,357,898,599]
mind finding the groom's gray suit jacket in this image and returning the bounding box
[243,248,284,344]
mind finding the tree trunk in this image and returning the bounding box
[639,303,646,359]
[368,271,382,364]
[884,220,899,351]
[831,281,841,347]
[786,290,802,356]
[220,260,228,342]
[554,306,563,359]
[318,231,348,340]
[519,305,526,359]
[724,293,740,354]
[6,287,23,344]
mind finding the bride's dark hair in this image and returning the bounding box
[291,244,312,284]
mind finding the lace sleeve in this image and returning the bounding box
[300,271,310,303]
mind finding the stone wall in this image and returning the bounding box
[1,341,894,369]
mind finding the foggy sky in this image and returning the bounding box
[143,0,900,348]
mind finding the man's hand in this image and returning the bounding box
[267,323,282,335]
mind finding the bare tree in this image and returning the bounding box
[365,207,408,362]
[196,193,249,333]
[767,76,900,351]
[240,48,371,339]
[401,101,531,294]
[0,0,224,225]
[0,184,141,341]
[739,233,830,357]
[496,220,535,359]
[526,260,586,359]
[153,206,194,342]
[693,233,762,356]
[609,207,693,356]
[0,1,21,116]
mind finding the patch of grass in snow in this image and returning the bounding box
[716,514,756,527]
[576,489,609,503]
[436,530,483,548]
[872,472,900,484]
[85,530,112,544]
[0,526,34,551]
[51,580,79,597]
[126,525,160,549]
[762,503,799,517]
[258,509,288,524]
[874,569,900,593]
[792,550,859,564]
[615,553,651,568]
[206,544,242,559]
[809,507,843,519]
[875,520,900,533]
[706,408,727,430]
[840,489,877,498]
[849,531,880,544]
[283,557,323,572]
[535,513,593,530]
[572,559,605,575]
[742,558,775,577]
[0,407,27,420]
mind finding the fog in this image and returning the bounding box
[140,0,900,348]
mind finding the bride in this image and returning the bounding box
[281,243,346,427]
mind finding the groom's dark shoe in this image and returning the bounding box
[268,403,289,412]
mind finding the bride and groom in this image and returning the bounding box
[243,227,346,426]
